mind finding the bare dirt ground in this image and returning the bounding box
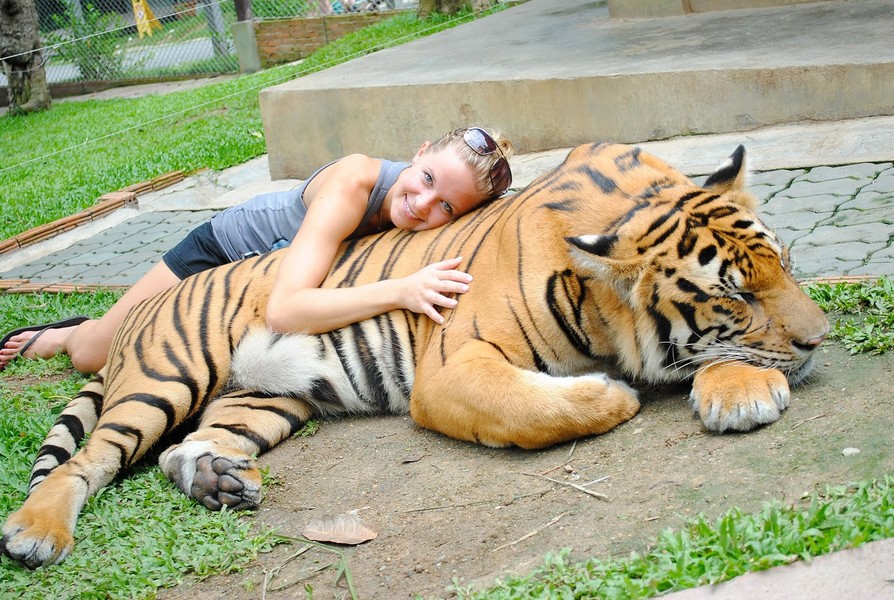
[154,341,894,600]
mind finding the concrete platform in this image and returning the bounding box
[260,0,894,179]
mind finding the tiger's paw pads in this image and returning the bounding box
[1,509,73,569]
[191,453,261,511]
[160,441,261,511]
[690,365,790,433]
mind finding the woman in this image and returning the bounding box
[0,127,513,374]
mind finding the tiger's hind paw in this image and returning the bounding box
[159,441,262,511]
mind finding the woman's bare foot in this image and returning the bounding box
[0,326,74,369]
[0,320,88,370]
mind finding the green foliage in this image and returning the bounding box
[0,463,278,599]
[806,277,894,355]
[45,1,131,80]
[0,5,504,241]
[461,479,894,599]
[293,419,320,437]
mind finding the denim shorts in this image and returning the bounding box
[162,221,231,280]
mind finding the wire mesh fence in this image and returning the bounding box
[1,0,416,90]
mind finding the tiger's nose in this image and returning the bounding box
[796,322,830,351]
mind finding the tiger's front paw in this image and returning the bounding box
[159,440,262,511]
[689,362,790,433]
[1,505,74,569]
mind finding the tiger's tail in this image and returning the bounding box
[28,373,104,494]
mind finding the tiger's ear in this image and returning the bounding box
[703,145,746,192]
[702,145,756,209]
[564,234,644,279]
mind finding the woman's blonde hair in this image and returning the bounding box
[426,127,515,201]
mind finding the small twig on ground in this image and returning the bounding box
[581,475,610,486]
[267,561,335,594]
[522,472,610,501]
[262,543,315,599]
[266,535,359,600]
[540,440,578,475]
[491,513,566,552]
[790,413,827,430]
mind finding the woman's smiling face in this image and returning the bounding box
[387,144,482,232]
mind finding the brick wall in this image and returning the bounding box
[255,10,408,68]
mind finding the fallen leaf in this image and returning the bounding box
[302,513,378,545]
[402,453,425,464]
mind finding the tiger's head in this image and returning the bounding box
[558,143,829,385]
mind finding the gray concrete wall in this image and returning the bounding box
[262,63,894,179]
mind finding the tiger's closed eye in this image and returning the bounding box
[730,292,756,303]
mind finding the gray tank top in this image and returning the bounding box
[210,159,410,262]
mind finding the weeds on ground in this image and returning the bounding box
[806,277,894,355]
[0,290,123,337]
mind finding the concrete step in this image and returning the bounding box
[259,0,894,179]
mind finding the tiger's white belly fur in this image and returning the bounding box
[231,323,415,418]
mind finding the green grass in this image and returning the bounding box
[0,5,506,241]
[0,290,123,338]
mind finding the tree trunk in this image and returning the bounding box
[0,0,51,115]
[417,0,495,19]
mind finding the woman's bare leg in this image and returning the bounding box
[66,262,182,374]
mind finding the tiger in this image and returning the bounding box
[1,142,829,568]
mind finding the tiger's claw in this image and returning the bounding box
[1,506,74,569]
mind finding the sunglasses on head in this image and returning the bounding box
[463,127,512,198]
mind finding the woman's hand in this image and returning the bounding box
[398,257,472,324]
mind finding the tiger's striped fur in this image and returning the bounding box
[1,143,829,568]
